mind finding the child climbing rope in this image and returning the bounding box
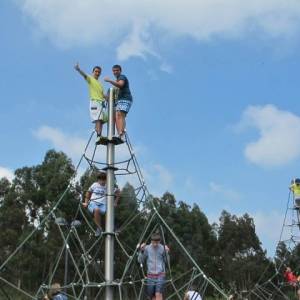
[283,266,300,300]
[138,233,170,300]
[74,63,107,144]
[83,172,120,237]
[290,178,300,208]
[183,286,202,300]
[46,283,68,300]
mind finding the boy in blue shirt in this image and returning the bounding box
[138,233,170,300]
[104,65,132,142]
[48,283,68,300]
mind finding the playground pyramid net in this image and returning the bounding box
[0,129,228,299]
[246,190,300,300]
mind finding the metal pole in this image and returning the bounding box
[64,243,68,293]
[105,88,115,300]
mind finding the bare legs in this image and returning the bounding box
[155,293,163,300]
[151,293,163,300]
[93,208,102,228]
[95,120,103,136]
[115,111,126,136]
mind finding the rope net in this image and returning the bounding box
[0,131,227,299]
[245,191,300,300]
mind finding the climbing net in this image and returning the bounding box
[0,131,228,300]
[245,191,300,300]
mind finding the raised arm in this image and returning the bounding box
[164,245,170,264]
[104,77,125,88]
[290,183,295,192]
[183,292,189,300]
[137,243,147,264]
[74,63,88,80]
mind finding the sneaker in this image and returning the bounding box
[112,135,123,145]
[95,135,101,144]
[119,133,126,143]
[95,227,102,237]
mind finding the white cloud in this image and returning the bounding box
[181,177,242,207]
[34,125,132,160]
[0,167,14,181]
[237,105,300,167]
[153,164,173,188]
[116,20,158,61]
[252,210,290,255]
[142,163,174,197]
[209,181,242,202]
[160,62,173,74]
[34,126,145,186]
[253,211,284,241]
[34,126,87,159]
[184,177,197,192]
[18,0,300,60]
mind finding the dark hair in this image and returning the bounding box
[189,284,197,291]
[151,233,161,241]
[112,64,122,71]
[97,172,107,180]
[93,66,102,72]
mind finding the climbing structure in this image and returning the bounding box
[246,188,300,300]
[0,89,228,299]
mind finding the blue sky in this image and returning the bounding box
[2,0,300,256]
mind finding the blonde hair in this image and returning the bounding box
[48,283,61,298]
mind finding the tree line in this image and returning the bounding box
[0,150,299,299]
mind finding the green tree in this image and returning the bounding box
[0,150,77,295]
[216,211,273,293]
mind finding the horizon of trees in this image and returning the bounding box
[0,149,298,299]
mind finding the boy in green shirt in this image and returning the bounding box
[290,178,300,208]
[75,63,107,143]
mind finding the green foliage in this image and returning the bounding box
[0,150,282,298]
[215,211,274,292]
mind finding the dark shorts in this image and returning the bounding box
[146,275,165,297]
[115,99,132,114]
